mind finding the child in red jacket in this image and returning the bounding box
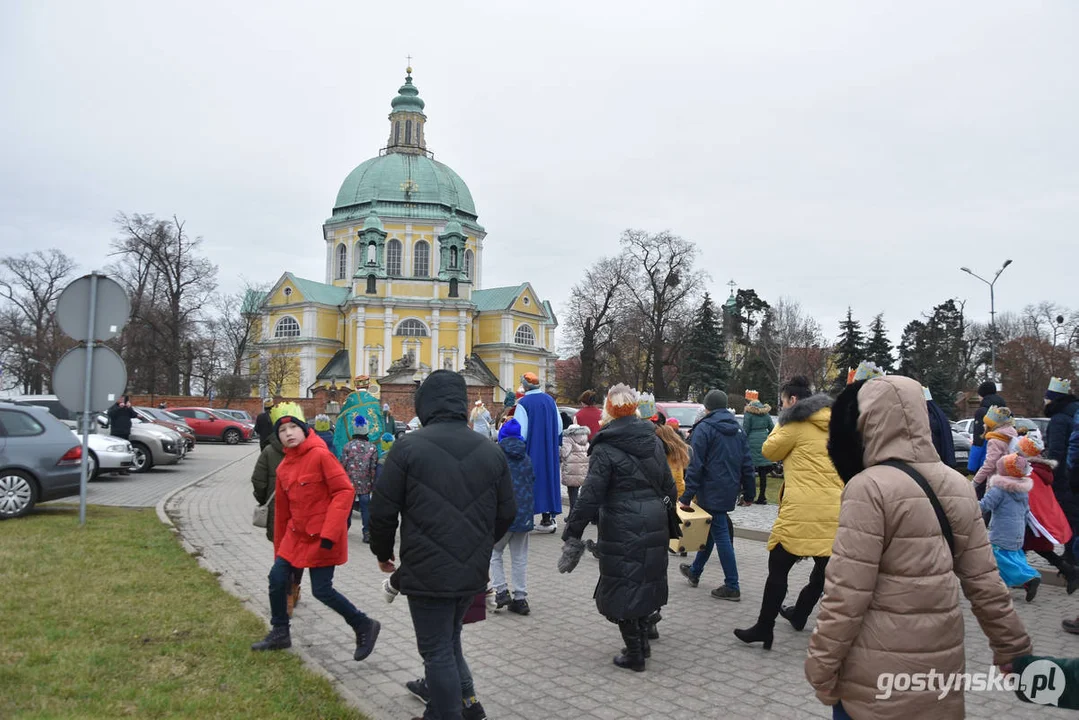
[251,403,380,661]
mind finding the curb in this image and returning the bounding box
[153,447,379,719]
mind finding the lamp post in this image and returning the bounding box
[960,259,1012,381]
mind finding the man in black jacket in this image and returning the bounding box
[370,370,515,720]
[254,398,275,450]
[968,381,1005,473]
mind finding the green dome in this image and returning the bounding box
[362,211,384,231]
[390,74,425,114]
[334,153,476,217]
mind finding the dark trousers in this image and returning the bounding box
[408,595,473,720]
[833,701,853,719]
[758,543,829,628]
[268,556,364,629]
[567,486,580,514]
[755,466,770,500]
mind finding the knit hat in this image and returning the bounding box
[263,397,274,408]
[850,360,884,385]
[665,417,680,429]
[638,392,656,419]
[381,432,394,443]
[1010,435,1044,458]
[521,372,540,391]
[271,401,309,435]
[352,414,369,436]
[498,418,522,442]
[997,452,1031,478]
[983,405,1014,430]
[1047,377,1073,401]
[704,389,728,412]
[604,384,639,419]
[977,380,998,397]
[313,414,332,432]
[745,390,759,402]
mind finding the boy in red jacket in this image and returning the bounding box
[251,403,380,661]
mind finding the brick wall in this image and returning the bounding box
[378,383,498,423]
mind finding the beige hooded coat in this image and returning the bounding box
[804,376,1033,720]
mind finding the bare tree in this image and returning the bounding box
[620,230,706,397]
[0,249,78,393]
[758,297,825,403]
[109,213,218,394]
[214,281,268,376]
[261,347,300,396]
[560,255,631,395]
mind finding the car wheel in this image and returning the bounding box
[223,428,241,445]
[0,470,37,519]
[87,451,99,481]
[131,443,153,473]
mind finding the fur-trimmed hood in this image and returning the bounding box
[777,393,833,427]
[988,473,1033,493]
[563,423,590,445]
[745,402,772,415]
[1031,456,1058,470]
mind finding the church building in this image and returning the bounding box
[251,68,558,399]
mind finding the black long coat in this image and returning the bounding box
[563,416,677,621]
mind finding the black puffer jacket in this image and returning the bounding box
[369,370,515,598]
[972,392,1006,447]
[563,416,677,621]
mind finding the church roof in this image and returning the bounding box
[316,349,351,381]
[284,273,351,306]
[472,284,556,323]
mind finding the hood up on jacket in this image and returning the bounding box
[777,393,833,430]
[829,376,939,483]
[564,424,590,445]
[980,392,1007,410]
[987,473,1034,493]
[744,402,772,415]
[699,408,743,436]
[499,434,528,461]
[415,369,468,426]
[590,416,661,458]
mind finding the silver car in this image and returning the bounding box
[75,431,135,480]
[0,402,84,518]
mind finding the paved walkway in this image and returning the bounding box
[168,458,1079,720]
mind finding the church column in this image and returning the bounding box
[430,308,441,369]
[354,308,366,379]
[457,310,467,369]
[383,306,394,371]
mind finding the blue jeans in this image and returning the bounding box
[833,701,852,719]
[490,531,529,599]
[689,511,739,591]
[355,493,371,535]
[408,595,474,720]
[268,556,366,629]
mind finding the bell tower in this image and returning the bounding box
[385,66,427,155]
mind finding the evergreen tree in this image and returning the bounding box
[683,293,728,396]
[864,314,895,372]
[832,307,866,391]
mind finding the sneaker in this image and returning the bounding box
[462,698,488,720]
[405,677,429,704]
[535,521,557,534]
[507,598,530,615]
[1062,617,1079,635]
[737,499,753,507]
[679,563,699,588]
[251,625,291,651]
[362,532,370,544]
[485,589,498,611]
[381,578,399,604]
[1024,577,1041,603]
[755,497,767,505]
[494,589,510,610]
[352,617,380,661]
[711,586,741,602]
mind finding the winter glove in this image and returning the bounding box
[320,538,334,550]
[558,537,586,574]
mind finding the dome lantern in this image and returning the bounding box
[386,66,428,155]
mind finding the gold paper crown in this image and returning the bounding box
[270,401,306,425]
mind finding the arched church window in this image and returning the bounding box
[273,316,301,339]
[394,122,400,144]
[335,244,347,280]
[395,318,429,337]
[449,278,459,298]
[464,249,474,282]
[413,240,430,278]
[386,239,402,276]
[366,274,377,294]
[405,119,412,144]
[514,324,535,346]
[450,246,458,269]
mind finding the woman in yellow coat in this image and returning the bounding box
[734,376,844,650]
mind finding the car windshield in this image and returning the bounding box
[662,407,702,426]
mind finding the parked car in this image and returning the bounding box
[134,407,196,451]
[170,407,253,445]
[655,401,707,438]
[0,402,84,518]
[11,400,136,480]
[212,409,256,439]
[12,394,78,428]
[951,429,971,470]
[1014,418,1045,448]
[96,415,185,472]
[557,406,579,423]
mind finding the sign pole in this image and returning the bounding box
[78,273,99,526]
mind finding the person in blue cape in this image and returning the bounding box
[514,372,563,532]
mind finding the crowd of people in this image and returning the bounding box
[243,366,1079,719]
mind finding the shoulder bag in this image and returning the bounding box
[252,490,275,528]
[879,460,954,555]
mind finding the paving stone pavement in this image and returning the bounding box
[168,457,1079,720]
[80,443,259,507]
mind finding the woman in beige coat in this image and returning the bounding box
[806,375,1033,720]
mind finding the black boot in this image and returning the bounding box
[1059,560,1079,595]
[349,615,381,661]
[613,620,646,671]
[733,623,773,650]
[251,625,291,651]
[779,605,807,631]
[623,618,652,659]
[646,611,661,640]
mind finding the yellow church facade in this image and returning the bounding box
[250,68,557,399]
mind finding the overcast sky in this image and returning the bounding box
[2,1,1076,346]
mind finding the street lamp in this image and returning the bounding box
[960,259,1012,381]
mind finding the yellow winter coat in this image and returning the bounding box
[762,394,844,557]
